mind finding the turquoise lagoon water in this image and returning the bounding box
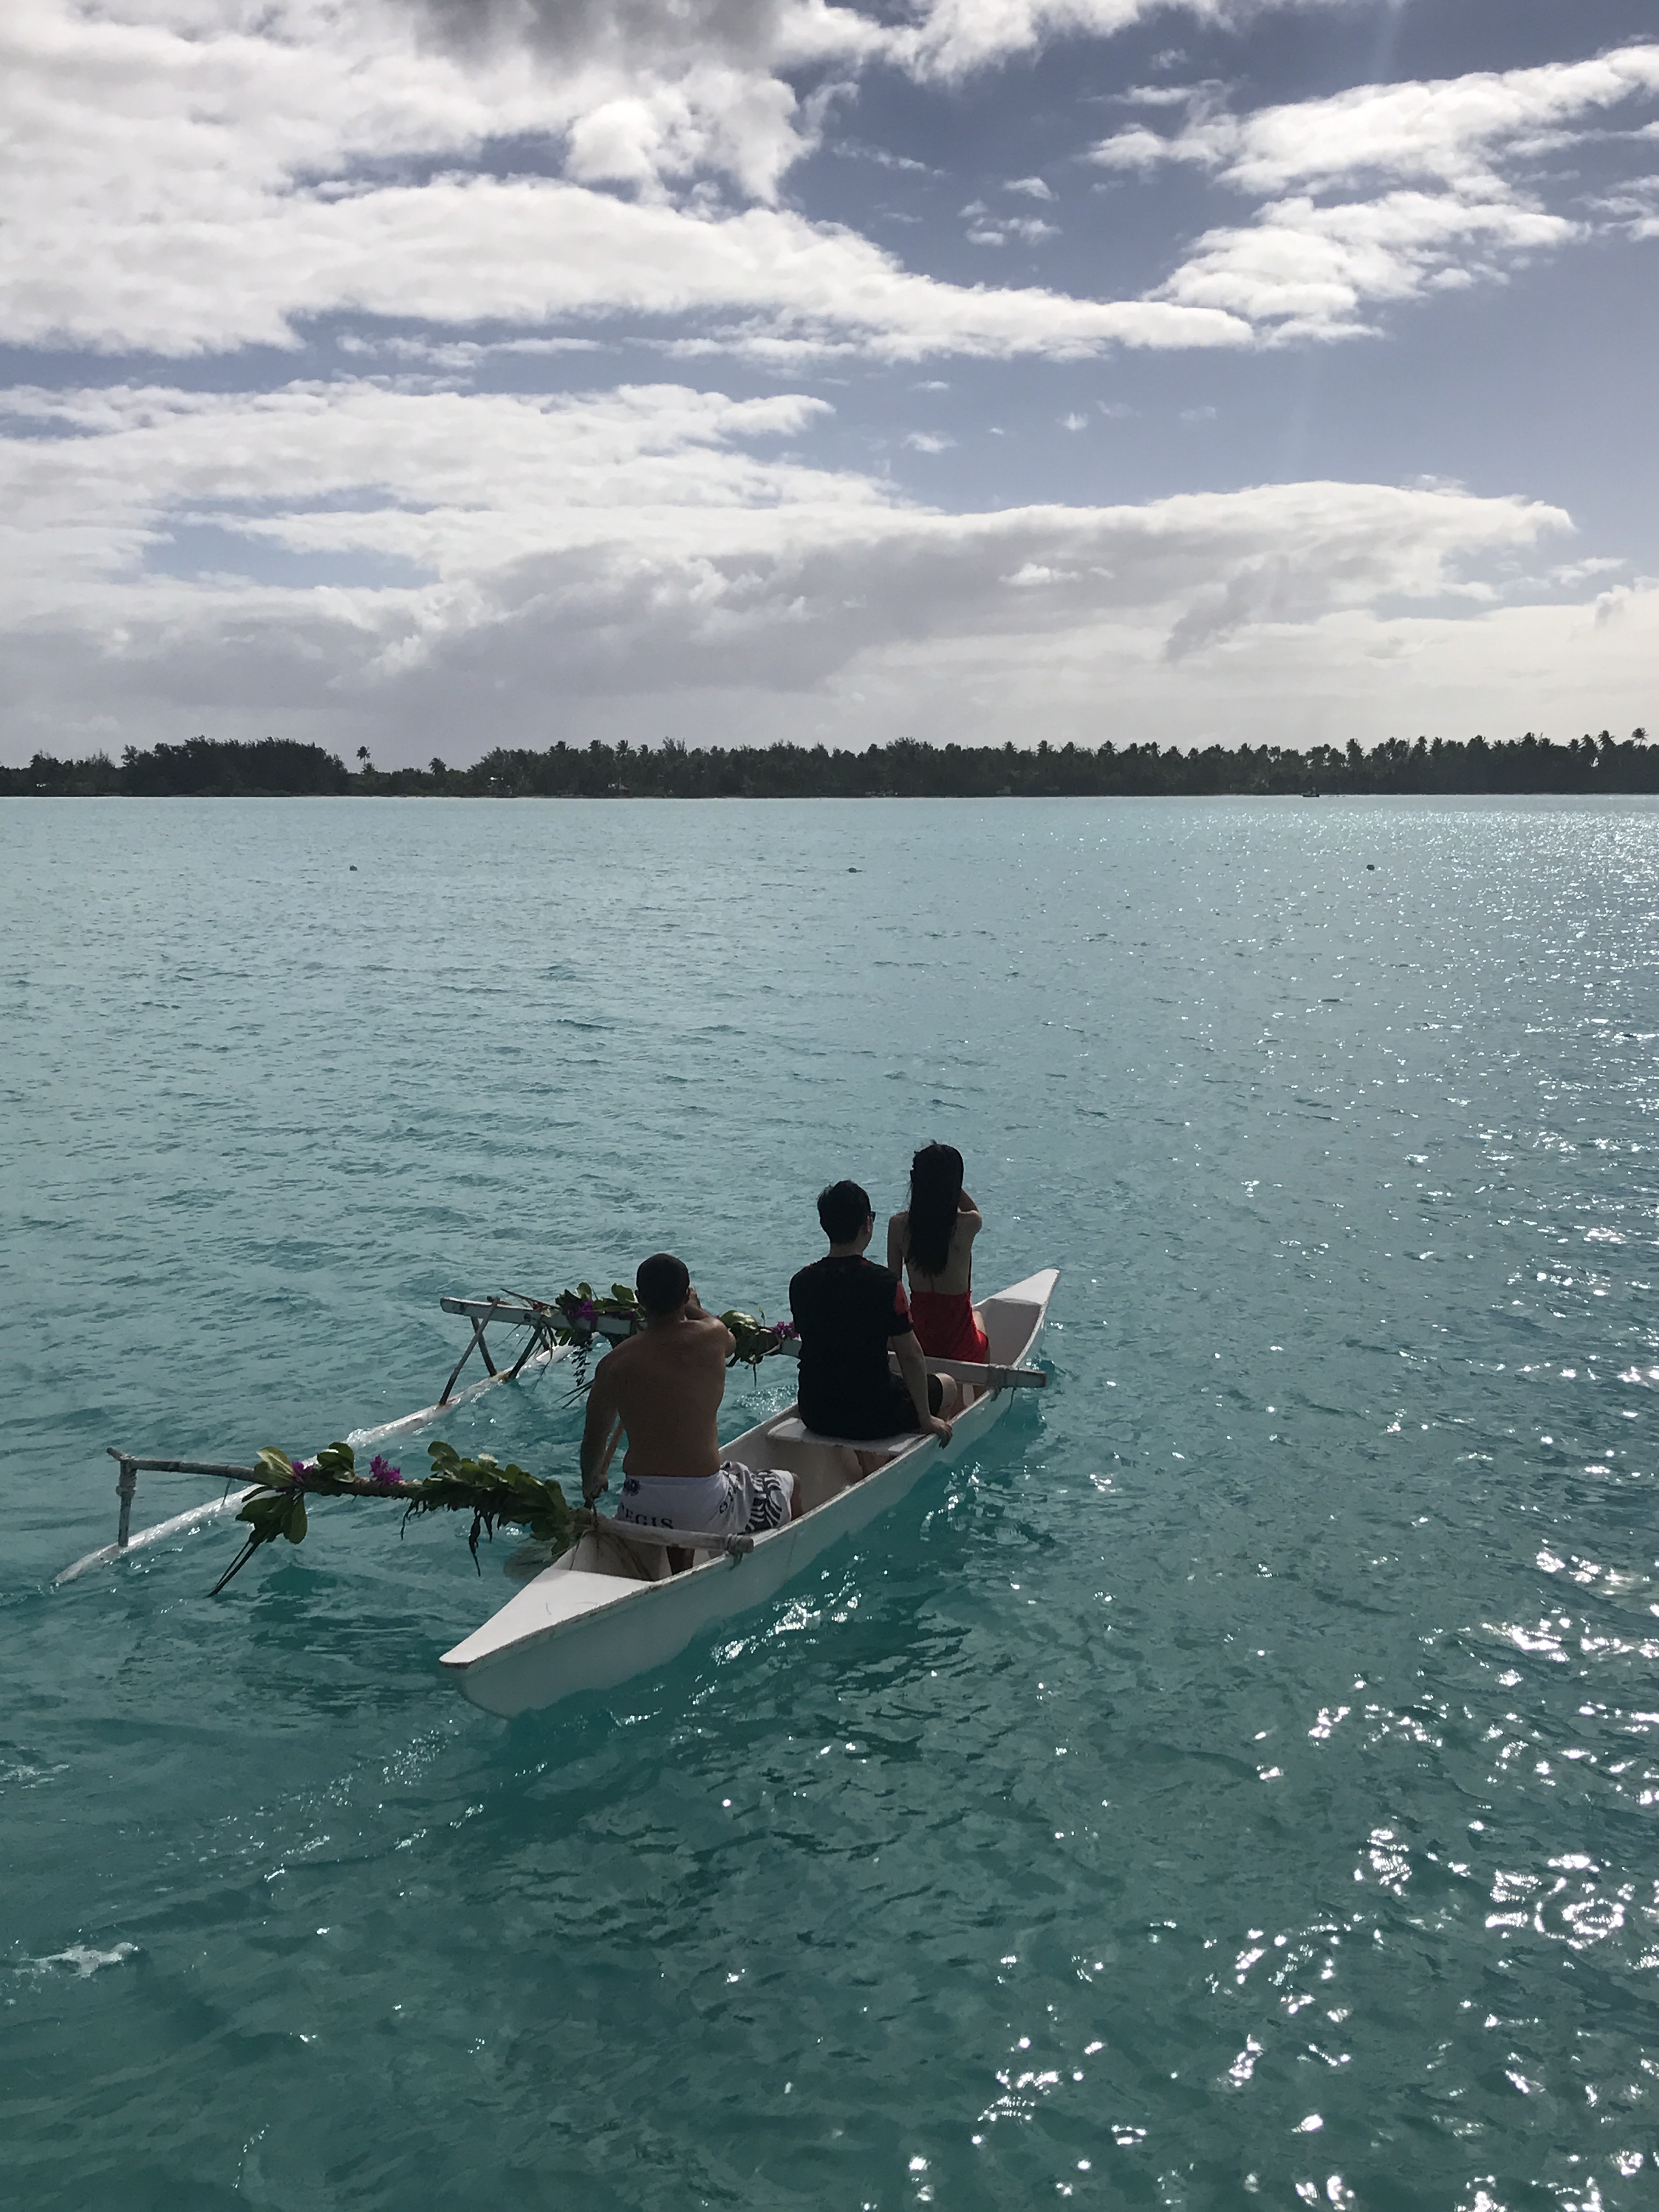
[3,795,1658,2211]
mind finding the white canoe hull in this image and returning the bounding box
[439,1269,1058,1718]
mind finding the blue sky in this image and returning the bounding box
[2,0,1656,765]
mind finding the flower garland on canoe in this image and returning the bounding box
[211,1283,798,1594]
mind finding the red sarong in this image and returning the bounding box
[909,1290,989,1362]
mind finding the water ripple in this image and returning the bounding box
[5,797,1659,2207]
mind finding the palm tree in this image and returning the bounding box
[356,746,370,772]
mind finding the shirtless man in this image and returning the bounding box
[580,1252,798,1559]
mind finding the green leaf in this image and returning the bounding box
[236,1493,292,1541]
[256,1446,297,1483]
[283,1497,308,1544]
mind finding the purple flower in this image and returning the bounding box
[290,1458,315,1480]
[369,1455,403,1484]
[578,1299,596,1322]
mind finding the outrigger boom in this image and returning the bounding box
[53,1293,596,1586]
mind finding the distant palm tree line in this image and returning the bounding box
[4,729,1655,798]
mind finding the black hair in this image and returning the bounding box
[817,1180,873,1245]
[904,1142,964,1277]
[635,1251,691,1317]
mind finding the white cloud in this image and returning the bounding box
[0,379,868,618]
[2,158,1241,361]
[1111,82,1207,109]
[967,214,1060,247]
[1161,190,1575,337]
[337,334,606,368]
[833,140,936,174]
[1007,176,1055,200]
[1550,556,1625,587]
[886,0,1328,84]
[1092,122,1199,174]
[1093,44,1659,338]
[1092,44,1659,195]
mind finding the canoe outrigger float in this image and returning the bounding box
[56,1270,1058,1717]
[441,1269,1057,1717]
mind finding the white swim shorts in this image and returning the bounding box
[614,1461,794,1539]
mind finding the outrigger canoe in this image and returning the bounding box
[439,1268,1057,1717]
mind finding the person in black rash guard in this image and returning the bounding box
[789,1180,956,1444]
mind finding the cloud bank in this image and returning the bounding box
[5,373,1606,762]
[0,0,1259,358]
[7,12,1656,358]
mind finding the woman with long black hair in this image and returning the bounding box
[886,1141,990,1363]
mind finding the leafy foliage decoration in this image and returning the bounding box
[719,1309,798,1372]
[209,1283,798,1590]
[514,1281,797,1395]
[210,1441,575,1595]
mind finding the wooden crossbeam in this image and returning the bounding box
[105,1449,259,1479]
[435,1295,635,1406]
[923,1356,1046,1390]
[438,1313,495,1405]
[589,1513,754,1556]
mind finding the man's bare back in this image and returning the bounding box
[580,1288,734,1497]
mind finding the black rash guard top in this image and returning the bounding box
[789,1254,917,1439]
